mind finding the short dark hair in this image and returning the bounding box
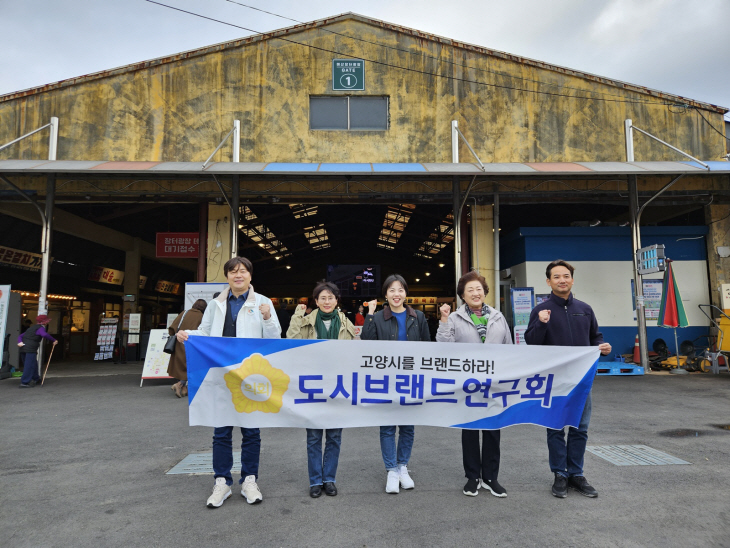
[382,274,408,297]
[456,271,489,299]
[192,299,208,313]
[313,281,340,302]
[546,260,575,279]
[223,256,253,277]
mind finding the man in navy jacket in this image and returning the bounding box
[525,260,611,499]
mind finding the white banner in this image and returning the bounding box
[141,329,173,381]
[186,338,598,430]
[0,285,10,364]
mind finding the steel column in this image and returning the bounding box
[198,202,208,282]
[452,177,462,303]
[231,176,240,259]
[493,193,500,309]
[628,175,649,369]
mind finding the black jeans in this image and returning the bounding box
[462,429,500,481]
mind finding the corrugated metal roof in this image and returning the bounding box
[0,13,726,114]
[0,160,727,176]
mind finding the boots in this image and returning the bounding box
[171,382,182,398]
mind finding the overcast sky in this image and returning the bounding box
[1,0,728,120]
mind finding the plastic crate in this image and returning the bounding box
[596,363,644,376]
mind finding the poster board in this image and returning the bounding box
[184,282,228,310]
[140,329,173,386]
[511,287,535,345]
[95,317,118,360]
[631,279,664,321]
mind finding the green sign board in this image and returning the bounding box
[332,59,364,91]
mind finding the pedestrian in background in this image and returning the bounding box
[17,315,57,388]
[167,299,207,398]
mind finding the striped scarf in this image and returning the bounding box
[467,303,490,342]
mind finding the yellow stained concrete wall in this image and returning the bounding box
[1,18,726,164]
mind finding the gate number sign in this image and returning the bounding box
[332,59,365,91]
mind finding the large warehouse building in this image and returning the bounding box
[1,13,728,362]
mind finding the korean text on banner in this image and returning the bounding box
[186,338,598,430]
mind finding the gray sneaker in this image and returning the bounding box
[206,477,232,508]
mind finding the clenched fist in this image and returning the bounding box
[366,300,377,315]
[259,303,271,320]
[538,309,551,323]
[439,303,451,322]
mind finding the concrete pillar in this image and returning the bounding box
[207,204,231,282]
[469,204,496,308]
[123,237,142,312]
[705,203,730,308]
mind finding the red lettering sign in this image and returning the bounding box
[156,233,200,258]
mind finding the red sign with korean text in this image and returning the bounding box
[156,233,200,258]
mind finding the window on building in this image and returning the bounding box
[310,96,388,130]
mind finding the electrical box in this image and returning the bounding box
[636,244,666,275]
[721,284,730,310]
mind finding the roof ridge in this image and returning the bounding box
[1,12,726,113]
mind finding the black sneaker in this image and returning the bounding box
[551,473,568,498]
[568,475,598,498]
[463,478,479,497]
[309,485,322,498]
[323,482,337,496]
[481,479,507,498]
[19,383,31,388]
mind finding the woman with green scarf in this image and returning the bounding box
[287,281,355,498]
[437,270,513,499]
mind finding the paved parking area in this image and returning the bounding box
[2,364,729,547]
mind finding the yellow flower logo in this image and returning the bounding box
[224,354,290,414]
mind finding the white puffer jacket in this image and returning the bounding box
[185,286,281,339]
[436,304,512,345]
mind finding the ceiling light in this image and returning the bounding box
[415,278,420,282]
[425,272,430,276]
[285,265,291,270]
[438,263,445,268]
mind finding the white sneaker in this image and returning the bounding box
[206,477,232,508]
[398,464,415,490]
[385,470,400,494]
[241,475,263,504]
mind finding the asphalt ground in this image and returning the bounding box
[1,362,729,548]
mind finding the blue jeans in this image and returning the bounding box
[380,425,414,471]
[20,352,39,385]
[547,392,592,477]
[306,428,342,486]
[212,426,260,486]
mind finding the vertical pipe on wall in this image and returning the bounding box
[451,121,459,163]
[233,120,240,164]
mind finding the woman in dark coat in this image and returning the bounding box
[167,299,207,398]
[361,274,431,495]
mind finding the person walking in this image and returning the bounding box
[524,260,611,499]
[17,315,57,388]
[167,299,207,398]
[361,274,431,494]
[287,281,355,498]
[176,256,281,508]
[437,271,513,498]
